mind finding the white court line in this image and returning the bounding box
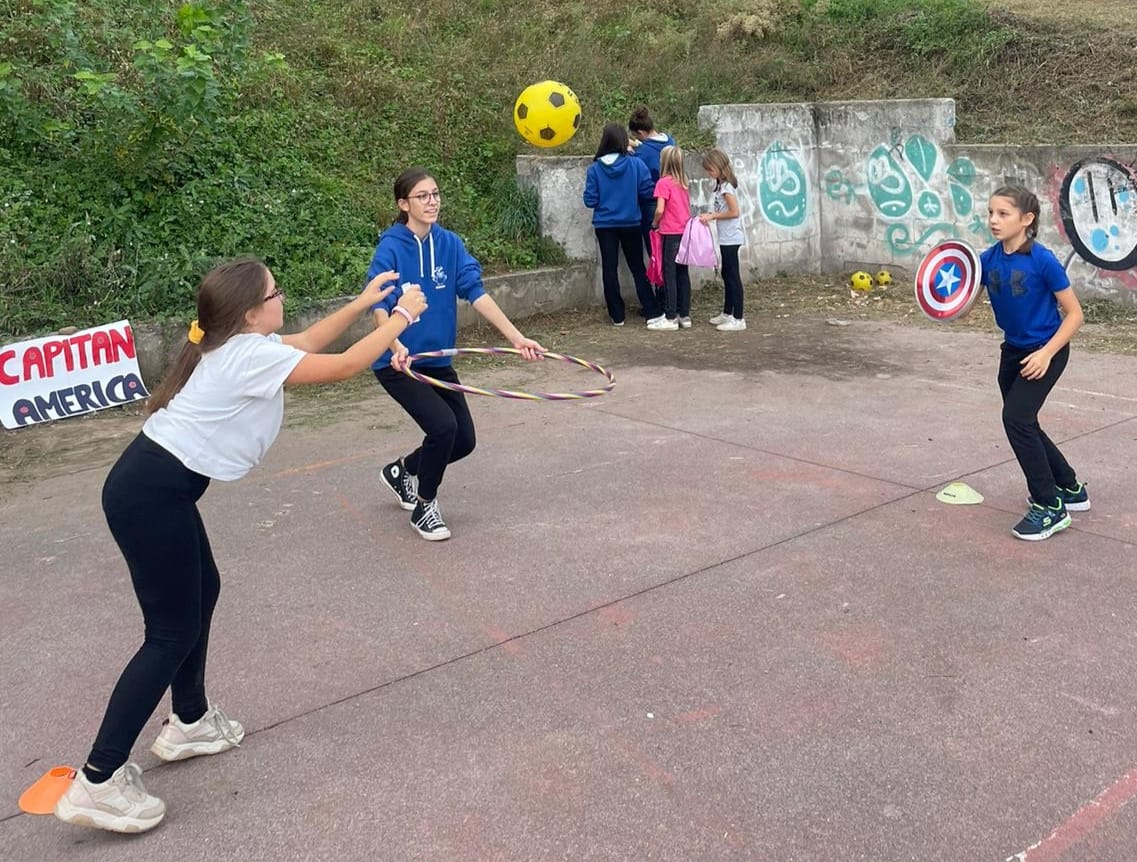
[914,378,1137,413]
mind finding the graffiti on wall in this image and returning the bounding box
[824,131,984,256]
[758,141,809,229]
[1057,157,1137,283]
[688,140,813,268]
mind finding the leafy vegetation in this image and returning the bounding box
[2,0,1134,336]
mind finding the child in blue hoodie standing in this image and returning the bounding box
[367,167,544,541]
[628,106,676,255]
[583,122,660,326]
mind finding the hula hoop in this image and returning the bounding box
[401,347,615,401]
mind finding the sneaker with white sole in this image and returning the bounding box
[647,317,679,331]
[55,763,165,833]
[645,314,667,327]
[380,458,418,511]
[151,703,245,762]
[1059,481,1090,511]
[411,497,451,541]
[1012,499,1071,541]
[678,316,692,329]
[716,316,747,332]
[709,312,731,325]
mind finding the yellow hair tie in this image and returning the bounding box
[188,320,205,344]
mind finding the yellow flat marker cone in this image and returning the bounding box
[936,482,984,505]
[18,766,76,815]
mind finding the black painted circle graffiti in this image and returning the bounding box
[1059,156,1137,271]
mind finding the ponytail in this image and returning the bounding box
[145,257,270,414]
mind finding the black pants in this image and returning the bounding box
[376,364,476,501]
[720,244,744,318]
[660,233,691,319]
[87,432,217,775]
[998,342,1077,506]
[595,226,660,323]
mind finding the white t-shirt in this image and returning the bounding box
[713,182,744,247]
[144,333,305,481]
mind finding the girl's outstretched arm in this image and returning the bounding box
[283,271,401,354]
[285,287,427,385]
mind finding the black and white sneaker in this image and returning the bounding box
[380,459,417,510]
[410,498,451,541]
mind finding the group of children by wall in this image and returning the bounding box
[583,107,748,332]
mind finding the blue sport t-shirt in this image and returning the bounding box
[980,240,1069,349]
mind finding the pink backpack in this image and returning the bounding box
[675,217,717,268]
[647,229,664,288]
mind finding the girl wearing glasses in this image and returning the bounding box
[54,258,426,834]
[367,167,544,541]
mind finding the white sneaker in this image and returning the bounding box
[678,317,692,329]
[151,703,245,762]
[645,315,667,327]
[716,317,747,332]
[647,317,680,331]
[55,763,165,833]
[709,312,731,326]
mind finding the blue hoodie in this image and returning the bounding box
[366,222,486,368]
[631,132,676,181]
[583,154,655,229]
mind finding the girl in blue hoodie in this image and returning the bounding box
[366,167,544,541]
[583,122,660,326]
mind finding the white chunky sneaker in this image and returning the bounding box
[55,763,165,833]
[716,316,747,332]
[151,703,245,762]
[709,312,731,325]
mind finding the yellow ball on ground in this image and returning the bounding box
[850,271,874,292]
[514,80,581,148]
[876,269,893,286]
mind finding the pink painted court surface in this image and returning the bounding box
[2,317,1136,861]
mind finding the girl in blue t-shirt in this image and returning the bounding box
[979,185,1088,540]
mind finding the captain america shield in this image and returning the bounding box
[914,240,983,321]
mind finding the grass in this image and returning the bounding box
[2,0,1136,336]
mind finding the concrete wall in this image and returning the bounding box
[129,262,593,386]
[523,98,1137,304]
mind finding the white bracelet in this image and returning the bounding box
[392,306,414,325]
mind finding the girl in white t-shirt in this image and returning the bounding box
[54,257,426,835]
[699,148,747,332]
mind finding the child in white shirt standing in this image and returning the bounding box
[700,148,746,331]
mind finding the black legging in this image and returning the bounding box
[594,226,660,323]
[376,364,476,501]
[720,244,744,319]
[998,342,1077,506]
[86,432,217,776]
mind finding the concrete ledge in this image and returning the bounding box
[130,262,596,386]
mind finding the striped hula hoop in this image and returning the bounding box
[401,347,615,400]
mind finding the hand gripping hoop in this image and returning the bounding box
[401,348,615,401]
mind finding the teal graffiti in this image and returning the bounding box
[884,222,958,255]
[918,191,943,218]
[947,157,976,186]
[866,145,913,217]
[950,184,973,216]
[824,167,856,204]
[905,135,938,182]
[760,142,808,228]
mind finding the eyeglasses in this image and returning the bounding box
[406,190,442,204]
[263,287,284,302]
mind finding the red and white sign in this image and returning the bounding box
[914,239,984,321]
[0,320,149,429]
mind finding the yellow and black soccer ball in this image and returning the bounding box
[850,271,874,292]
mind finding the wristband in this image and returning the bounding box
[392,306,415,325]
